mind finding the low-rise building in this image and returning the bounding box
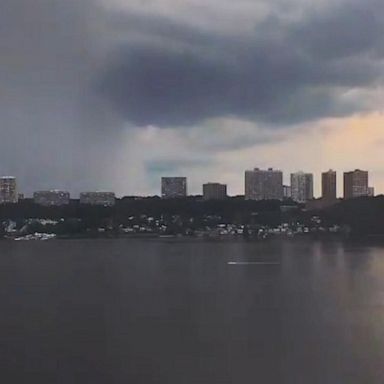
[80,192,116,206]
[33,190,70,206]
[283,185,292,199]
[203,183,227,200]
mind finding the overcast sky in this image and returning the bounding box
[2,0,384,196]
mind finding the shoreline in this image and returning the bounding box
[5,232,382,243]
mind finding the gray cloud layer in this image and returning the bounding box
[98,0,384,126]
[1,0,384,194]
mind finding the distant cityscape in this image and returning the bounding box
[0,168,375,207]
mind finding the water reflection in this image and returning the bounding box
[1,239,384,383]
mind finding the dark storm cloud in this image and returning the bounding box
[98,0,384,127]
[291,0,384,60]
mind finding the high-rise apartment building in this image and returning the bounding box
[343,169,368,199]
[80,192,116,206]
[290,172,314,203]
[203,183,227,200]
[245,168,283,200]
[0,176,18,204]
[161,177,187,198]
[322,170,337,201]
[33,190,70,206]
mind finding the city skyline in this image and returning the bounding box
[0,164,379,198]
[1,0,384,197]
[1,167,377,200]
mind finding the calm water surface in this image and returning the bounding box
[1,239,384,383]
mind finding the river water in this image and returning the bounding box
[1,238,384,383]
